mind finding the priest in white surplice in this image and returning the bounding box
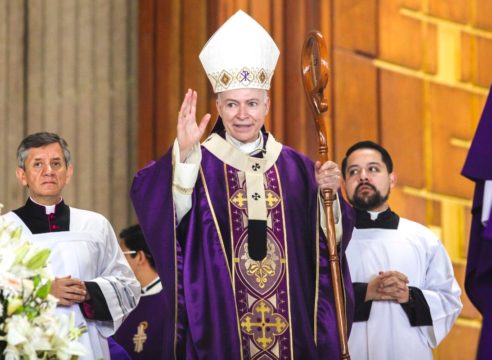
[1,132,140,360]
[341,141,462,360]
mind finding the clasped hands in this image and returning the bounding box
[50,275,90,306]
[365,271,410,304]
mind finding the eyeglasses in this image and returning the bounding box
[122,250,137,255]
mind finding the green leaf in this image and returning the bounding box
[32,274,41,288]
[14,242,30,264]
[36,281,51,299]
[25,249,51,270]
[7,298,23,315]
[10,227,22,240]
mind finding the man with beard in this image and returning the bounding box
[341,141,462,360]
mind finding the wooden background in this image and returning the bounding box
[139,0,490,359]
[1,0,490,358]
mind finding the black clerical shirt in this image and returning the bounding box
[14,198,70,234]
[352,207,433,327]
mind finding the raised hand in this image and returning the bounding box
[177,89,211,162]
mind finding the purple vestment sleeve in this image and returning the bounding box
[130,149,175,360]
[461,85,492,360]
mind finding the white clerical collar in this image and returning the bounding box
[225,132,263,155]
[30,197,62,215]
[367,210,384,220]
[366,204,390,220]
[141,276,162,296]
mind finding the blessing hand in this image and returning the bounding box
[177,89,211,162]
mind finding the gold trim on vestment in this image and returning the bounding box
[172,204,178,360]
[314,198,320,345]
[200,167,244,360]
[225,163,240,351]
[274,164,294,359]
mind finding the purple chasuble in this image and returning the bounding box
[131,133,355,359]
[227,164,291,358]
[461,86,492,360]
[113,289,168,359]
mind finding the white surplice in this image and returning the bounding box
[346,218,462,360]
[2,207,141,360]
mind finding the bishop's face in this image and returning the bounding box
[344,148,395,212]
[216,88,270,143]
[16,143,73,206]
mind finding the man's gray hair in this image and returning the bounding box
[17,132,71,169]
[217,89,269,103]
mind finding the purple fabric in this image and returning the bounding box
[461,86,492,360]
[130,155,176,360]
[131,136,355,359]
[113,290,168,359]
[108,337,131,360]
[462,87,492,181]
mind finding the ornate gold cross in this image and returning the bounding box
[240,300,288,350]
[232,192,247,207]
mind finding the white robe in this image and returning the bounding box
[346,218,462,360]
[2,207,141,360]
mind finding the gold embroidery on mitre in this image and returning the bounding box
[237,67,254,86]
[258,69,267,84]
[206,68,274,92]
[220,71,232,87]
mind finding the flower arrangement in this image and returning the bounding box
[0,219,86,360]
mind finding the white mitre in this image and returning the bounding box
[199,10,280,93]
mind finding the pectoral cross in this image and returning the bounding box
[133,321,148,353]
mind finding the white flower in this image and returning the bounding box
[0,273,22,297]
[0,219,87,359]
[21,278,34,301]
[4,316,31,351]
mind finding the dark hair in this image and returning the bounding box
[17,132,71,169]
[119,224,156,269]
[341,140,393,179]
